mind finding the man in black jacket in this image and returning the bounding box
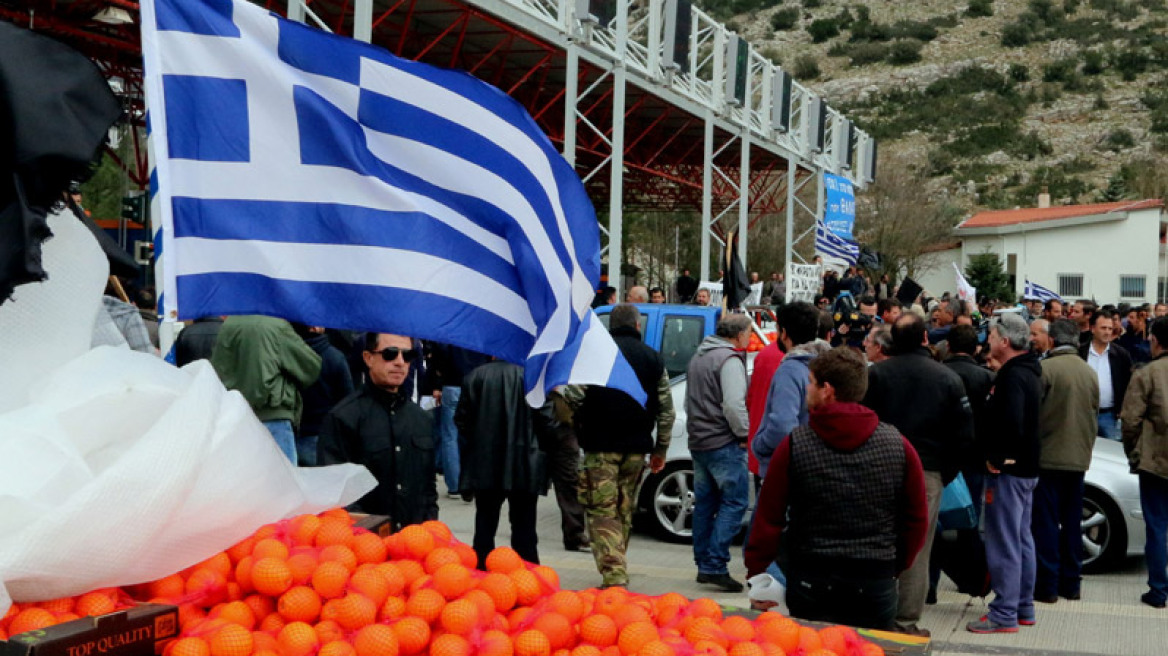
[295,324,355,466]
[570,304,675,588]
[1080,309,1133,441]
[319,333,438,532]
[456,360,557,569]
[174,316,223,367]
[968,313,1043,634]
[863,313,974,637]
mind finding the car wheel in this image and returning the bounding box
[639,461,694,543]
[1082,486,1127,573]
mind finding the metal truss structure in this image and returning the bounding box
[3,0,876,294]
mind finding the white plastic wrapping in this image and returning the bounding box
[0,211,376,615]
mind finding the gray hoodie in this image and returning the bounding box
[685,335,749,452]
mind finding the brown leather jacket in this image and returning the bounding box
[1120,353,1168,479]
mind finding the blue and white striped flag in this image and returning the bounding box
[814,221,860,267]
[1024,279,1062,303]
[140,0,645,406]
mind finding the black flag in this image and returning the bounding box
[896,277,924,307]
[722,229,752,310]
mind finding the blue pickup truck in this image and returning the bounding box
[594,304,721,379]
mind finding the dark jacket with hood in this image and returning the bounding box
[744,402,929,579]
[174,317,223,367]
[319,384,437,531]
[455,361,557,495]
[300,333,356,438]
[944,353,996,469]
[983,351,1043,478]
[863,347,974,483]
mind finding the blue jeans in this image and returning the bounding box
[1098,411,1121,441]
[436,385,462,494]
[263,419,297,465]
[1031,470,1085,598]
[1140,472,1168,604]
[692,442,750,575]
[296,435,319,467]
[985,474,1038,626]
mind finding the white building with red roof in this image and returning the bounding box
[914,196,1166,304]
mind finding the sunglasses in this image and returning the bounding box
[370,347,419,363]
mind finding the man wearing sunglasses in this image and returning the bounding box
[319,333,439,532]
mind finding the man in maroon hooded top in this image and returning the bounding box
[745,346,929,630]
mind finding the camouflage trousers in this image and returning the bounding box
[578,451,646,586]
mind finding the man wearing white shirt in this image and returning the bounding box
[1080,309,1132,441]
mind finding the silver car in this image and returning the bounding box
[635,378,1145,571]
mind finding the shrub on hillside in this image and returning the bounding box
[888,39,924,65]
[1042,58,1078,83]
[1082,50,1106,74]
[1001,21,1033,47]
[770,7,799,30]
[807,18,840,42]
[1114,48,1149,81]
[1009,63,1031,81]
[802,0,821,7]
[1104,128,1137,150]
[967,0,995,16]
[793,54,820,79]
[848,42,890,66]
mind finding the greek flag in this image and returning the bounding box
[140,0,645,405]
[1024,279,1062,303]
[815,221,860,267]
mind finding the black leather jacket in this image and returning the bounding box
[319,383,437,531]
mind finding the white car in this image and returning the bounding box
[636,378,1145,571]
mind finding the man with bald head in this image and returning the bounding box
[1030,319,1053,356]
[320,333,438,532]
[626,286,649,304]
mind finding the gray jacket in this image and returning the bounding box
[685,335,749,452]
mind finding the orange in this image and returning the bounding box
[858,644,886,656]
[453,543,479,569]
[312,561,352,599]
[601,648,621,656]
[252,632,278,654]
[515,629,552,656]
[817,625,855,655]
[234,556,255,593]
[484,547,524,574]
[395,560,425,587]
[691,641,726,656]
[617,622,657,656]
[549,591,585,623]
[439,599,479,635]
[379,596,407,622]
[168,637,211,656]
[432,564,474,600]
[315,518,356,548]
[726,644,763,656]
[651,594,687,628]
[332,592,377,631]
[243,595,276,623]
[424,548,462,574]
[404,588,445,624]
[287,552,320,585]
[199,553,234,578]
[320,641,357,656]
[354,624,399,656]
[227,536,257,564]
[212,601,257,630]
[479,629,514,656]
[209,624,254,656]
[796,626,823,654]
[639,641,675,656]
[289,515,322,547]
[178,604,207,630]
[757,644,783,656]
[754,617,799,654]
[374,563,407,597]
[320,508,354,523]
[252,538,291,561]
[682,618,725,649]
[421,520,453,543]
[148,575,187,601]
[349,568,391,607]
[74,592,117,618]
[533,612,576,650]
[319,545,359,573]
[258,613,286,634]
[431,633,471,656]
[571,646,602,656]
[478,572,518,612]
[579,615,617,647]
[532,566,560,592]
[686,599,722,622]
[461,590,496,625]
[278,586,322,624]
[398,525,435,560]
[314,620,346,644]
[611,605,650,630]
[251,558,294,597]
[392,616,431,655]
[510,569,543,607]
[719,617,754,642]
[508,607,534,631]
[253,524,278,541]
[592,589,629,618]
[37,597,74,614]
[8,608,56,636]
[277,622,320,656]
[352,532,388,565]
[56,613,81,623]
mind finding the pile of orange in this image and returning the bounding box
[1,511,884,656]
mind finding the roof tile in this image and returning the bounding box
[959,198,1164,229]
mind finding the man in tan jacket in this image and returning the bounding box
[1120,317,1168,609]
[1034,319,1099,603]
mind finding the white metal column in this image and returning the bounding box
[563,46,579,167]
[700,113,714,282]
[608,64,626,298]
[738,135,750,271]
[354,0,372,42]
[784,161,796,270]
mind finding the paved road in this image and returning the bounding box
[434,493,1168,656]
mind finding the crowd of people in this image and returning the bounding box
[95,264,1168,640]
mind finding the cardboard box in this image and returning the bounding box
[352,514,392,537]
[2,604,178,656]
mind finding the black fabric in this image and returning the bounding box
[0,22,121,302]
[676,275,698,303]
[318,384,437,531]
[896,278,923,306]
[781,423,904,574]
[863,348,974,482]
[71,198,140,278]
[547,424,587,547]
[722,229,751,310]
[427,343,491,389]
[174,317,224,367]
[1078,341,1133,412]
[575,326,664,454]
[982,352,1043,477]
[299,333,355,439]
[784,569,898,631]
[471,489,540,570]
[455,361,556,495]
[944,355,996,468]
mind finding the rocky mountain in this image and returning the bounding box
[714,0,1168,210]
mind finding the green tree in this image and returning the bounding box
[965,252,1014,303]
